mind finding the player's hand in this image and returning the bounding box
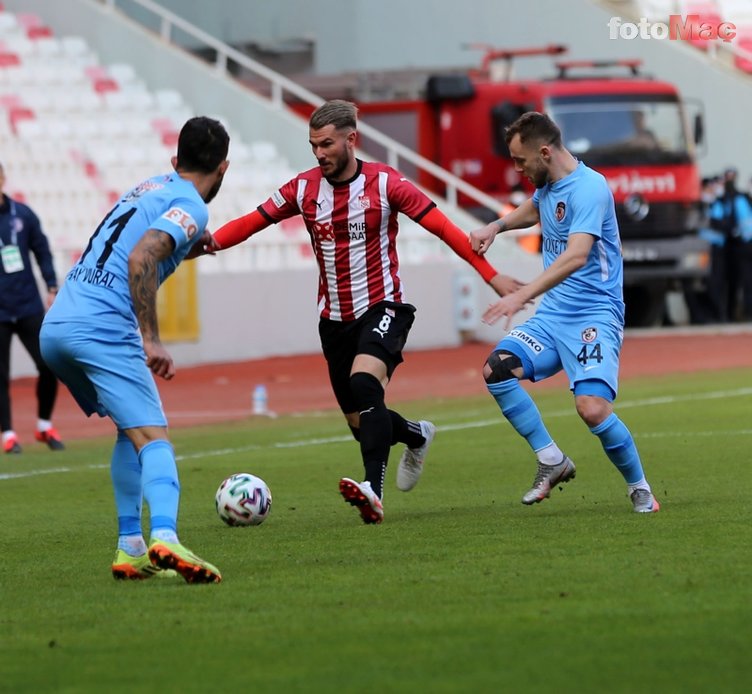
[144,340,176,380]
[482,292,528,330]
[185,230,219,259]
[470,222,499,255]
[490,274,525,297]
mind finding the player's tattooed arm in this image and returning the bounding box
[129,229,177,379]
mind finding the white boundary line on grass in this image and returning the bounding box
[2,386,751,482]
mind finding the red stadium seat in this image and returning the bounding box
[161,130,179,147]
[93,76,119,93]
[0,93,21,108]
[15,12,42,28]
[27,25,53,39]
[8,105,34,133]
[681,2,724,51]
[733,28,752,72]
[0,50,20,66]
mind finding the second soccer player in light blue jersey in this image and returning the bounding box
[470,112,659,514]
[41,116,230,581]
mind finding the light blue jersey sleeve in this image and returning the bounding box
[45,174,209,328]
[566,174,610,241]
[150,196,208,282]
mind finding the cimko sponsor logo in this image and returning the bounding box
[608,15,736,42]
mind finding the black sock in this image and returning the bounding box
[350,373,393,498]
[360,407,389,498]
[388,410,424,448]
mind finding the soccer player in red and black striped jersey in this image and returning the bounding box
[212,100,522,524]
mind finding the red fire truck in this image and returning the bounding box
[355,45,709,326]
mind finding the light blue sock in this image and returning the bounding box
[590,413,644,485]
[487,380,553,453]
[110,430,142,537]
[139,439,180,535]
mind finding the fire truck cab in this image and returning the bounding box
[361,46,709,326]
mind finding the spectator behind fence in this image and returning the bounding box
[0,162,64,454]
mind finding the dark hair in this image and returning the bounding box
[176,116,229,173]
[309,99,358,131]
[504,111,562,148]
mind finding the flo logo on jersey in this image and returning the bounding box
[164,207,198,239]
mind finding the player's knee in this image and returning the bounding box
[484,350,523,384]
[348,424,361,441]
[350,371,385,411]
[575,395,612,428]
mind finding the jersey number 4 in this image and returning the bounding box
[577,343,603,365]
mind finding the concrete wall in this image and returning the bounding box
[168,258,471,365]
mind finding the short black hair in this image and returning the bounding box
[505,111,562,148]
[176,116,229,173]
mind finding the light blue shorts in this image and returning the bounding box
[40,320,167,429]
[495,311,624,401]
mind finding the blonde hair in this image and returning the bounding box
[309,100,358,131]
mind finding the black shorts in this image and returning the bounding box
[319,301,416,414]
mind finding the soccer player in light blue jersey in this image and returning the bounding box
[40,117,230,581]
[470,112,659,513]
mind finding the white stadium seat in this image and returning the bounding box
[0,5,297,270]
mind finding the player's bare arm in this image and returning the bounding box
[483,232,594,328]
[470,198,540,255]
[129,229,176,380]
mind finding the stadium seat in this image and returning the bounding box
[733,26,752,72]
[0,49,18,66]
[14,13,43,30]
[107,61,138,86]
[60,35,97,66]
[103,87,154,112]
[0,3,301,273]
[93,76,119,93]
[1,34,33,56]
[249,140,279,164]
[9,106,35,134]
[154,88,184,111]
[679,2,724,50]
[636,0,680,21]
[0,12,19,36]
[32,36,63,60]
[26,24,52,39]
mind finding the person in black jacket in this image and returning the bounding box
[0,163,64,453]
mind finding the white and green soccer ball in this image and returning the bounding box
[215,473,272,526]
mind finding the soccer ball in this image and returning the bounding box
[215,473,272,526]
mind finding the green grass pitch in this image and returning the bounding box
[1,368,750,693]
